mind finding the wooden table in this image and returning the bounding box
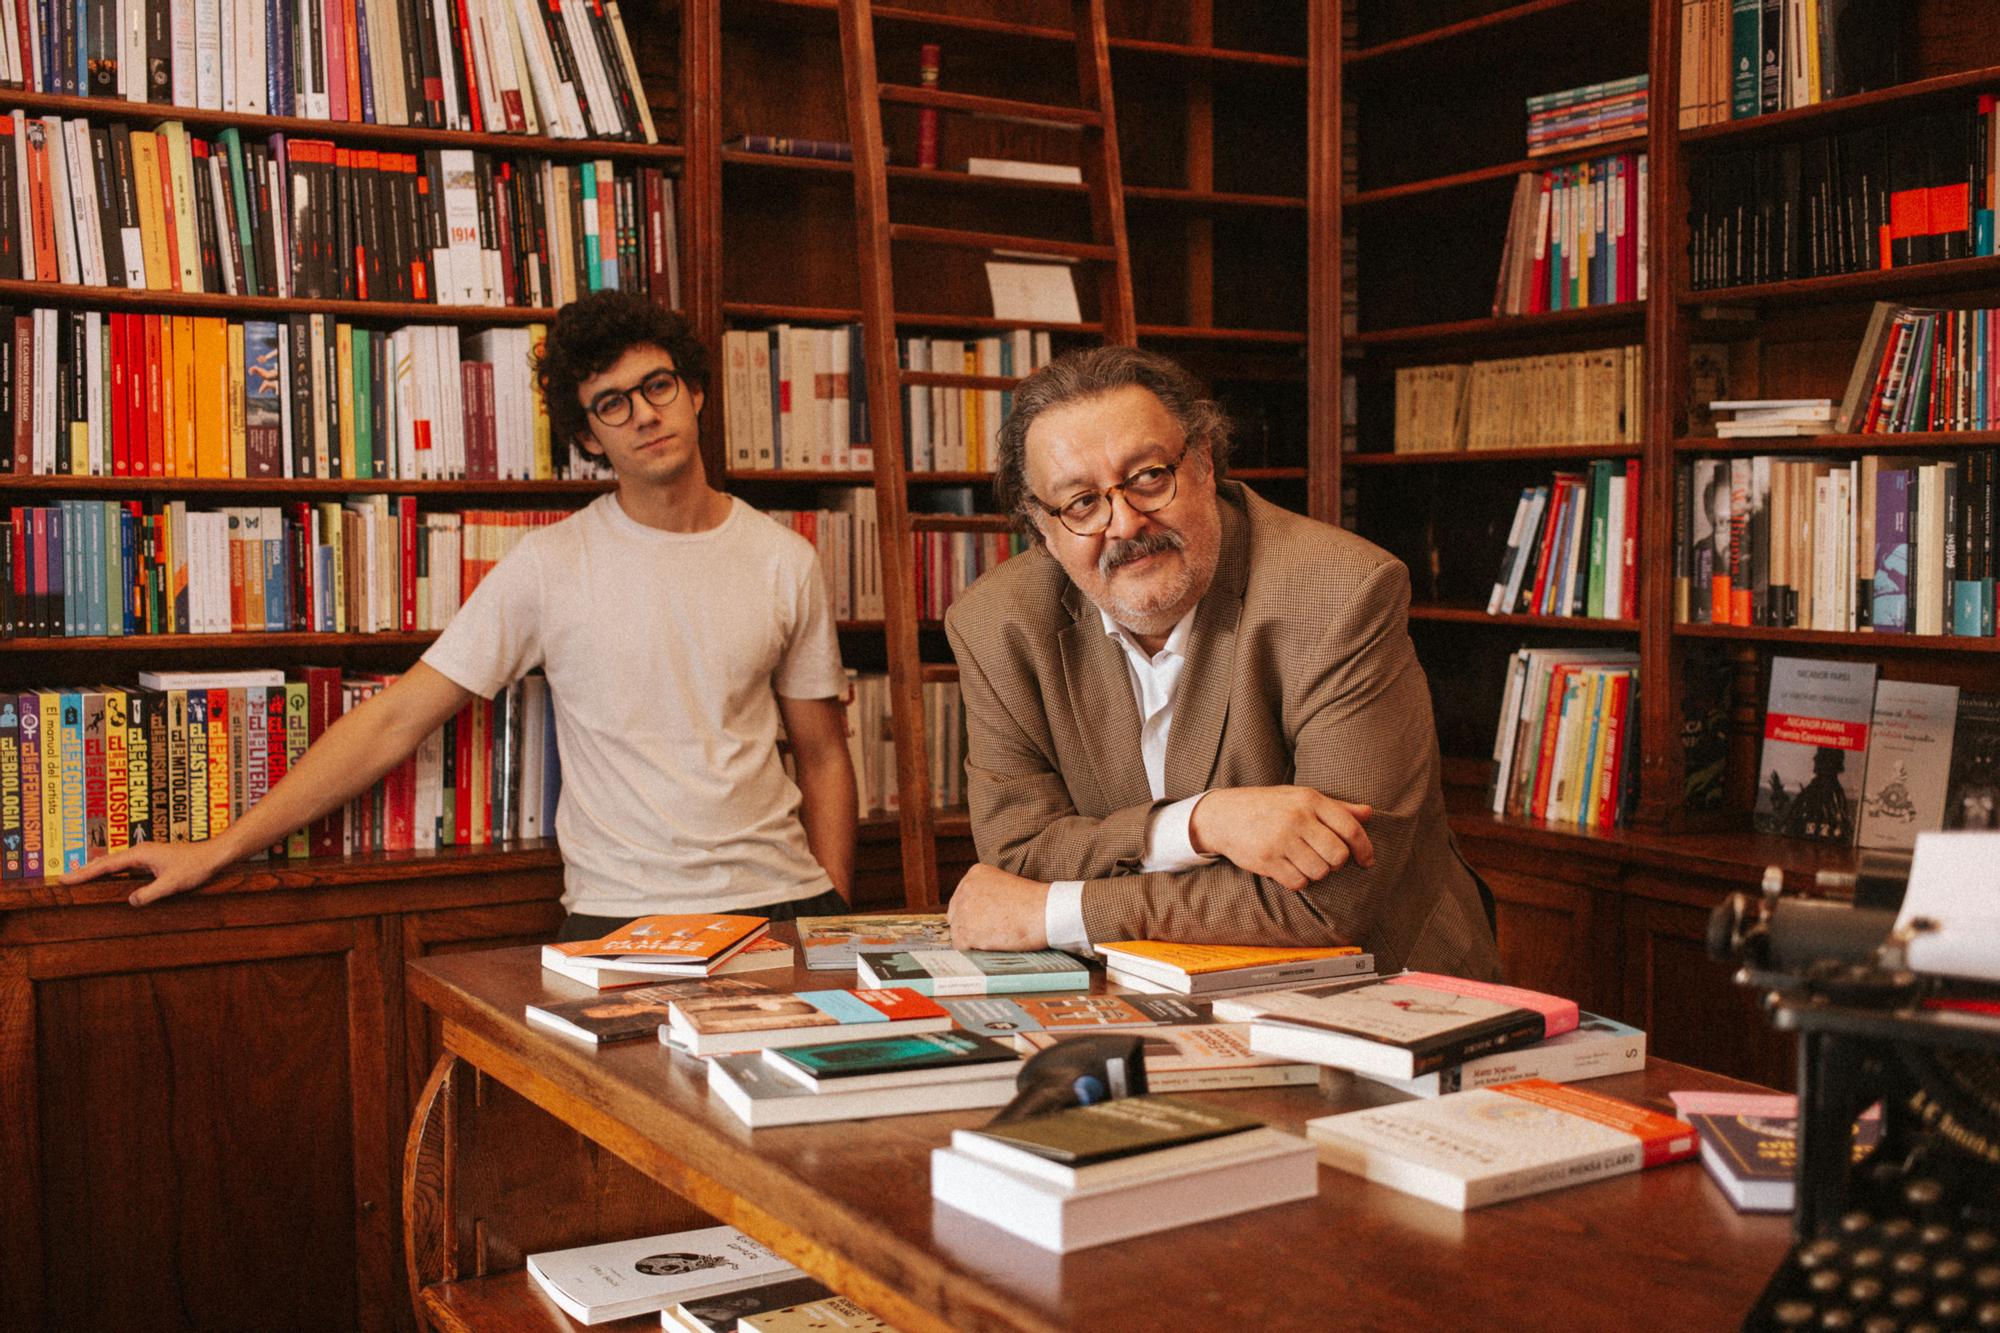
[404,940,1795,1333]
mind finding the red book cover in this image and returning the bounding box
[263,686,289,790]
[1526,172,1552,315]
[22,119,57,283]
[398,497,417,631]
[226,514,246,631]
[144,315,166,476]
[325,0,349,122]
[84,699,106,860]
[302,666,342,856]
[1529,664,1575,819]
[1861,319,1908,433]
[1619,458,1640,621]
[1593,672,1631,830]
[110,314,129,475]
[1526,476,1573,614]
[453,0,485,134]
[1620,154,1639,303]
[128,314,149,475]
[453,702,472,845]
[206,687,230,836]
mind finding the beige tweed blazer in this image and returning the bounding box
[944,481,1501,979]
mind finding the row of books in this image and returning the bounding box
[1673,452,1998,636]
[721,325,872,474]
[0,501,559,639]
[912,529,1023,621]
[1390,346,1645,454]
[901,331,1056,473]
[1839,301,2000,436]
[1526,74,1646,158]
[765,498,882,623]
[1492,152,1648,316]
[0,116,679,306]
[1752,656,1999,847]
[1486,461,1642,621]
[0,0,658,141]
[1675,0,1909,128]
[0,666,559,877]
[792,673,965,818]
[0,311,586,482]
[1687,103,1995,291]
[1488,648,1640,829]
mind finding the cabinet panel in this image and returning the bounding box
[1622,893,1796,1091]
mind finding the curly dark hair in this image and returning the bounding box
[992,345,1232,547]
[536,291,709,462]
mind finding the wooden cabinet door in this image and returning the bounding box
[1456,837,1621,1018]
[1,919,398,1333]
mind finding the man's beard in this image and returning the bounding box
[1095,527,1216,636]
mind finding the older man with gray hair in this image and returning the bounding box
[943,346,1499,979]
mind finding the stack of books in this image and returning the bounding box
[1096,941,1374,998]
[1014,1024,1318,1093]
[1669,1090,1882,1213]
[526,977,775,1044]
[737,1295,896,1332]
[664,1276,835,1333]
[707,1031,1023,1128]
[1710,398,1836,438]
[930,1096,1318,1252]
[662,986,951,1057]
[795,914,954,971]
[939,992,1210,1039]
[855,948,1090,997]
[525,1226,800,1325]
[1527,75,1648,157]
[540,913,792,989]
[1349,1012,1647,1098]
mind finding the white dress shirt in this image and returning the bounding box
[1042,605,1218,952]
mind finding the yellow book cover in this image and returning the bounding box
[962,346,980,471]
[336,324,357,480]
[528,323,552,477]
[227,322,247,477]
[38,693,61,876]
[158,122,202,292]
[193,317,228,477]
[1097,942,1364,976]
[173,314,197,476]
[128,132,172,293]
[321,501,347,634]
[205,689,229,837]
[103,689,129,853]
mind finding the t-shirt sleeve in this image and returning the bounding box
[420,536,546,699]
[773,545,847,701]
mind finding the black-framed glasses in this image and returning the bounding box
[1031,450,1188,536]
[586,368,682,427]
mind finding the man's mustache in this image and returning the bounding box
[1100,528,1184,577]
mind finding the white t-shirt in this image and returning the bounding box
[422,494,847,917]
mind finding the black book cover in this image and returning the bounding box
[248,144,280,302]
[52,317,71,477]
[88,127,125,288]
[1854,123,1890,273]
[1886,116,1925,268]
[410,0,445,127]
[1928,109,1972,263]
[0,134,18,280]
[332,149,353,301]
[145,0,171,103]
[1776,141,1801,282]
[539,0,586,133]
[1943,692,2000,830]
[189,141,223,294]
[1758,0,1782,115]
[567,167,588,296]
[357,156,383,303]
[56,0,78,94]
[1821,0,1910,100]
[288,317,314,479]
[524,163,551,306]
[582,0,637,139]
[384,155,413,302]
[321,317,341,479]
[0,325,11,472]
[86,0,117,92]
[392,0,429,131]
[491,164,517,305]
[211,137,247,296]
[422,151,451,297]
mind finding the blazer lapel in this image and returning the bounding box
[1058,582,1152,814]
[1162,488,1250,799]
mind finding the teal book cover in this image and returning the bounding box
[771,1030,1017,1080]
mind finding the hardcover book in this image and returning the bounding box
[524,1226,799,1325]
[665,987,950,1056]
[1015,1024,1319,1093]
[1856,680,1960,850]
[1094,941,1372,994]
[1943,691,2000,830]
[762,1030,1021,1092]
[1217,973,1581,1079]
[1309,1078,1698,1211]
[938,992,1209,1039]
[1351,1011,1647,1097]
[1752,656,1878,843]
[795,913,953,971]
[524,976,773,1045]
[855,948,1089,997]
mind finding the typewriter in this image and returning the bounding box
[1711,850,2000,1332]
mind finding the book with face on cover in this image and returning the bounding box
[938,992,1208,1038]
[664,987,951,1056]
[663,1276,835,1333]
[739,1295,895,1332]
[1216,972,1581,1079]
[1308,1078,1698,1211]
[795,913,953,970]
[1095,941,1372,993]
[855,948,1089,996]
[1015,1023,1318,1093]
[542,935,795,990]
[1752,656,1878,844]
[524,1226,799,1325]
[541,913,770,977]
[525,977,775,1045]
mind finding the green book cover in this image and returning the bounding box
[1587,460,1612,619]
[219,129,259,296]
[965,1095,1261,1167]
[351,329,372,480]
[1731,0,1762,119]
[771,1030,1017,1081]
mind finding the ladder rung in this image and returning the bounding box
[890,224,1115,263]
[878,84,1103,128]
[899,371,1023,390]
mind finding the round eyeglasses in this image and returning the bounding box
[1030,452,1186,537]
[587,368,682,427]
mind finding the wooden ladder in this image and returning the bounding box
[838,0,1137,910]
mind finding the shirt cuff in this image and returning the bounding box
[1044,880,1091,954]
[1140,792,1220,874]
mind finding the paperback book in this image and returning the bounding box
[1668,1091,1882,1213]
[540,912,770,978]
[762,1030,1022,1092]
[664,987,951,1056]
[1015,1024,1319,1092]
[1753,656,1879,843]
[938,993,1209,1039]
[1094,941,1373,995]
[524,1226,798,1325]
[795,913,954,971]
[526,977,774,1045]
[663,1276,834,1333]
[1943,691,2000,830]
[541,935,794,990]
[1308,1078,1697,1211]
[706,1052,1020,1127]
[856,949,1090,997]
[1352,1011,1647,1097]
[740,1296,895,1332]
[1856,680,1961,850]
[1217,973,1581,1079]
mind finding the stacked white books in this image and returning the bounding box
[542,937,796,991]
[1710,398,1836,438]
[1015,1024,1318,1092]
[1097,941,1375,998]
[707,1031,1024,1128]
[1351,1011,1648,1097]
[524,1226,800,1325]
[929,1095,1317,1252]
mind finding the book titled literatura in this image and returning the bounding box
[1351,1011,1646,1098]
[1017,1024,1318,1092]
[664,987,950,1056]
[795,913,953,971]
[1218,973,1581,1080]
[856,948,1089,997]
[1308,1078,1697,1211]
[526,977,774,1045]
[540,913,770,979]
[1668,1091,1882,1214]
[1753,656,1879,844]
[524,1225,799,1325]
[1095,941,1374,994]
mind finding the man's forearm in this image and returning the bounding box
[794,752,857,900]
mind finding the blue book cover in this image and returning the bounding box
[1872,469,1912,632]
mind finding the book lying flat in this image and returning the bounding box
[740,1295,895,1332]
[540,936,795,991]
[540,913,770,978]
[856,948,1090,997]
[1308,1077,1696,1211]
[795,913,953,971]
[665,987,951,1056]
[762,1030,1022,1092]
[524,1226,798,1324]
[1219,973,1580,1079]
[1357,1011,1646,1097]
[1112,968,1379,1000]
[1095,941,1372,994]
[959,1094,1262,1171]
[939,992,1209,1039]
[707,1053,1021,1127]
[1015,1024,1318,1093]
[526,976,774,1045]
[663,1275,833,1333]
[1668,1091,1882,1213]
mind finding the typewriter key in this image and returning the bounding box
[1978,1301,2000,1328]
[1843,1211,1876,1234]
[1974,1265,2000,1291]
[1862,1319,1898,1333]
[1848,1277,1884,1304]
[1966,1232,1998,1255]
[1934,1258,1967,1283]
[1818,1309,1855,1330]
[1893,1251,1927,1276]
[1773,1300,1815,1327]
[1808,1269,1842,1295]
[1905,1178,1945,1207]
[1851,1247,1886,1271]
[1889,1285,1925,1311]
[1937,1294,1971,1321]
[1881,1218,1916,1241]
[1803,1240,1845,1268]
[1922,1224,1955,1247]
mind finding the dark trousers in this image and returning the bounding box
[554,886,851,943]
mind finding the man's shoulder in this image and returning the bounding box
[944,543,1068,646]
[1237,487,1400,598]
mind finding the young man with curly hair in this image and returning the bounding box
[72,292,858,937]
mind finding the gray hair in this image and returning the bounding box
[992,345,1233,546]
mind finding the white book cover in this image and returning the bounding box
[1856,680,1961,851]
[747,333,775,471]
[1359,1012,1647,1097]
[602,0,656,142]
[437,151,486,306]
[966,157,1083,184]
[62,121,103,286]
[557,0,618,137]
[170,0,196,105]
[192,0,220,107]
[242,0,268,114]
[42,119,80,286]
[525,1227,799,1326]
[12,112,34,282]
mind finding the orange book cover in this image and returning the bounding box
[1097,942,1363,975]
[22,118,58,283]
[1592,672,1632,830]
[193,317,229,476]
[226,511,247,631]
[1528,664,1576,818]
[1490,1079,1697,1168]
[549,913,772,963]
[126,132,171,292]
[172,315,197,476]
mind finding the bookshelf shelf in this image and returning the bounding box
[1673,431,2000,455]
[1672,624,2000,654]
[1138,324,1307,345]
[1680,255,2000,309]
[0,477,615,496]
[0,631,441,652]
[1679,65,2000,149]
[0,89,684,162]
[1344,134,1648,209]
[908,514,1015,533]
[1347,303,1646,349]
[1346,444,1643,467]
[1408,605,1640,631]
[1126,186,1309,210]
[0,279,556,325]
[1342,0,1616,67]
[721,302,1108,336]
